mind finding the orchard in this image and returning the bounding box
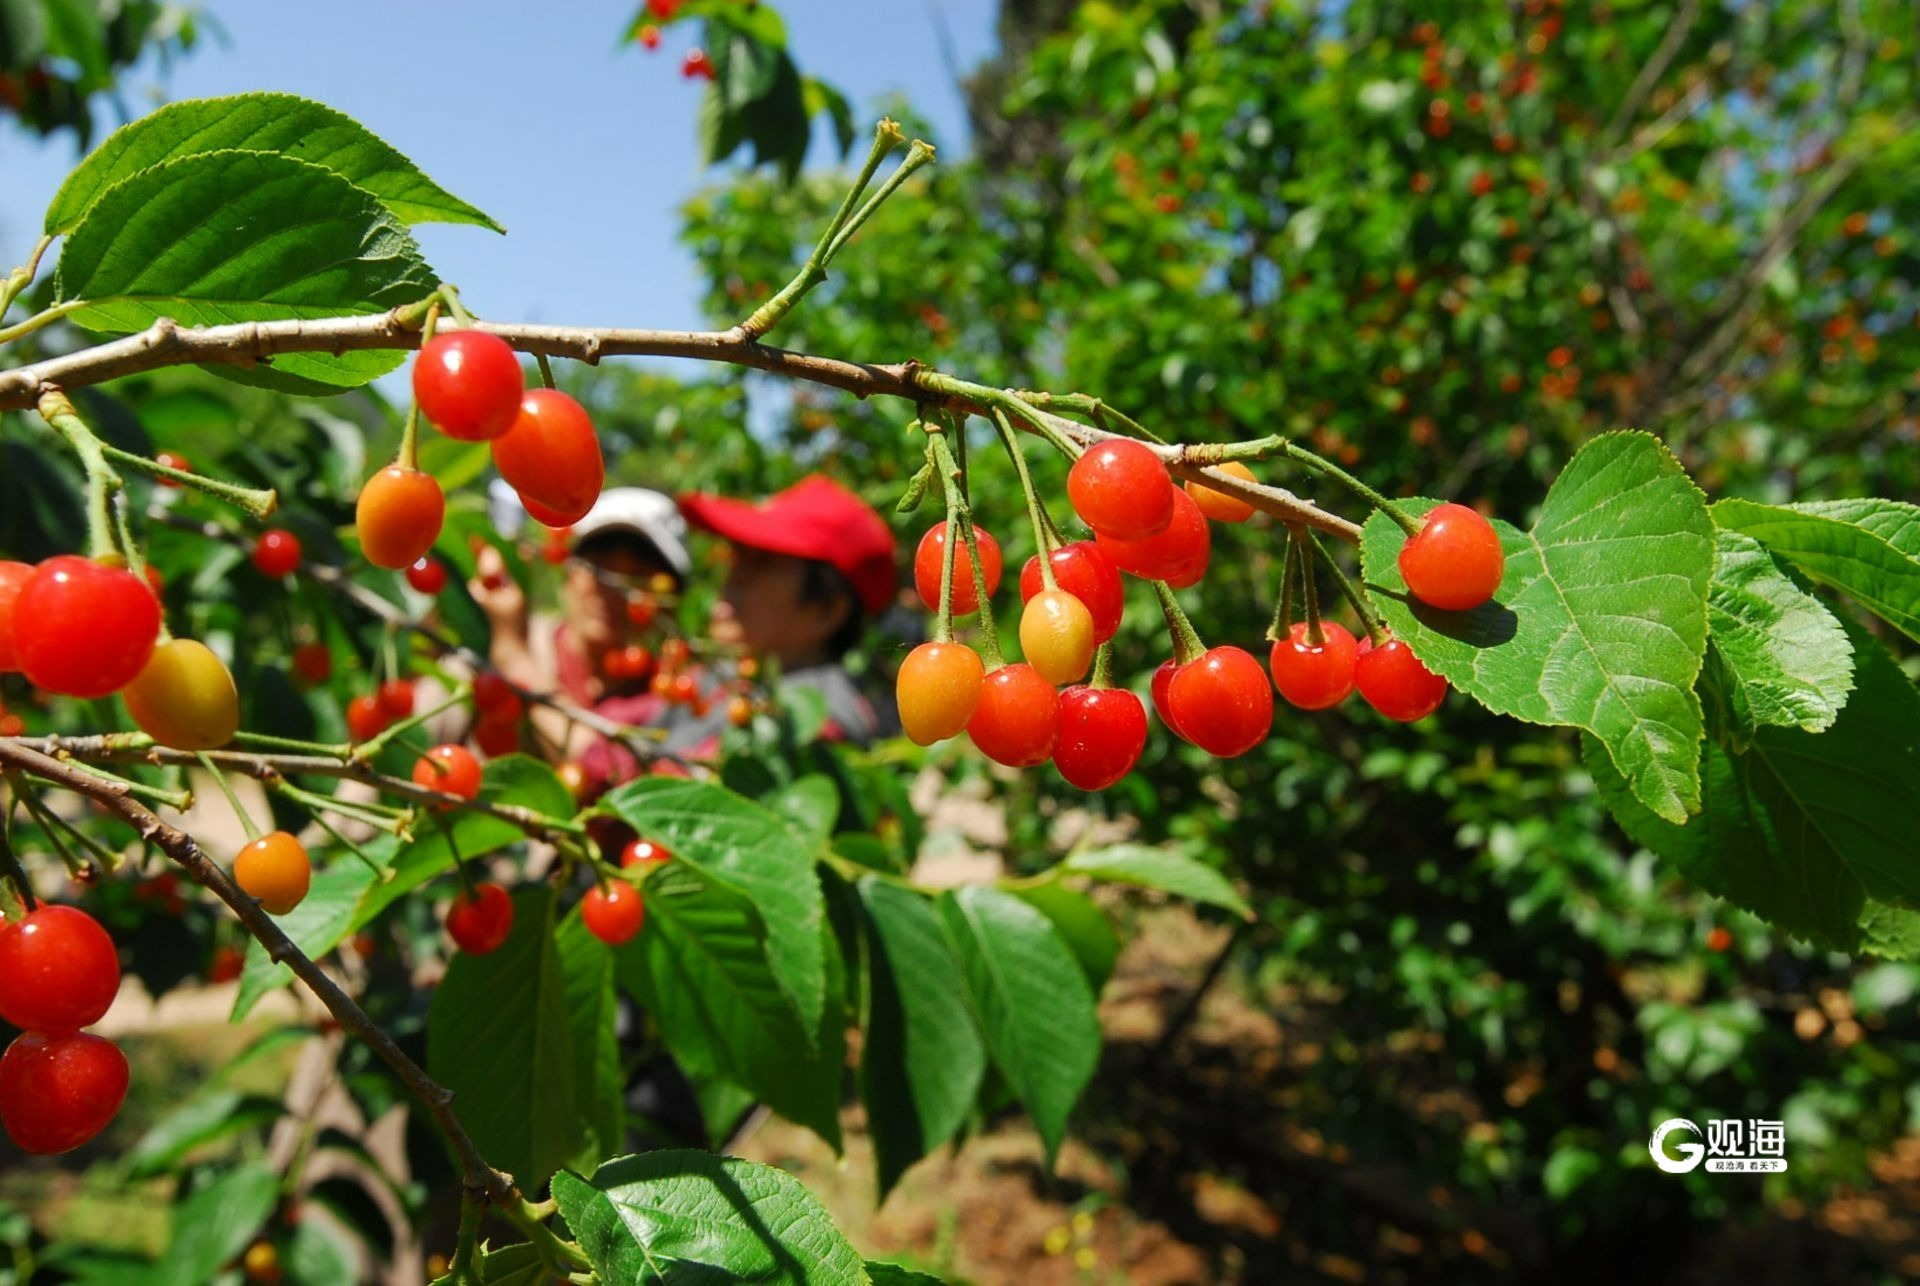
[2,2,1920,1283]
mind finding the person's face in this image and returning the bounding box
[563,540,672,648]
[710,546,847,665]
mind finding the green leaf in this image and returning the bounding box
[1012,883,1120,994]
[231,860,373,1019]
[45,92,502,234]
[1705,529,1854,739]
[153,1162,279,1285]
[556,908,625,1167]
[553,1151,868,1284]
[54,149,439,393]
[864,1266,946,1286]
[937,886,1100,1166]
[763,774,841,846]
[709,21,782,107]
[602,777,826,1040]
[427,887,580,1189]
[123,1087,282,1178]
[613,866,842,1147]
[1543,1145,1602,1201]
[474,1242,547,1286]
[1589,619,1920,953]
[804,77,858,159]
[1060,844,1253,920]
[857,879,986,1198]
[283,1222,359,1286]
[1713,497,1920,643]
[1360,432,1714,823]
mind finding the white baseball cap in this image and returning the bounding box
[488,480,692,580]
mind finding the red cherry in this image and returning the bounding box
[671,672,699,705]
[1068,440,1174,540]
[207,944,244,984]
[966,664,1059,767]
[377,678,415,720]
[292,642,331,684]
[251,529,302,579]
[1019,542,1124,643]
[638,23,662,49]
[1167,646,1273,758]
[682,48,713,80]
[14,556,162,698]
[1093,487,1211,587]
[647,0,682,18]
[472,718,518,758]
[622,839,676,869]
[626,593,657,630]
[356,466,445,570]
[913,525,1004,616]
[0,905,121,1034]
[581,882,646,945]
[0,560,33,672]
[1150,658,1188,739]
[413,743,482,806]
[473,671,524,722]
[0,1031,129,1154]
[234,831,312,916]
[406,557,448,595]
[346,694,390,743]
[413,331,525,442]
[1398,503,1505,611]
[1053,686,1148,790]
[492,390,604,526]
[522,493,579,530]
[1269,621,1358,710]
[445,883,514,955]
[1706,926,1733,953]
[1353,635,1449,722]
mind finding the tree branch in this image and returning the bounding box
[1600,0,1701,154]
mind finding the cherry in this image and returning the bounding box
[523,492,580,531]
[234,832,312,915]
[627,594,657,631]
[638,22,661,49]
[1019,589,1095,685]
[966,663,1059,767]
[682,48,713,80]
[622,838,675,871]
[1094,487,1211,587]
[291,642,331,685]
[413,743,482,806]
[896,640,984,745]
[14,556,162,699]
[581,882,646,945]
[913,525,1003,616]
[671,672,699,705]
[378,678,415,719]
[648,0,681,17]
[120,638,240,750]
[0,1031,129,1154]
[1353,635,1448,722]
[1398,503,1505,611]
[492,389,605,526]
[606,645,655,685]
[726,695,753,727]
[0,905,121,1034]
[252,529,302,579]
[1167,646,1273,758]
[473,671,524,722]
[1269,621,1358,710]
[207,945,245,985]
[660,638,691,672]
[1185,460,1258,523]
[1018,542,1124,643]
[1068,440,1174,540]
[1053,686,1148,790]
[445,883,514,955]
[346,694,390,743]
[406,556,447,595]
[154,450,191,486]
[412,331,525,442]
[557,761,590,803]
[0,560,33,672]
[1150,658,1188,739]
[355,466,444,571]
[242,1241,281,1284]
[472,718,518,758]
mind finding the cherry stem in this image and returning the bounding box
[101,444,279,518]
[991,391,1085,460]
[198,751,263,843]
[398,402,423,472]
[60,758,193,810]
[1309,533,1385,645]
[437,811,476,898]
[1269,529,1298,644]
[0,816,39,912]
[273,780,410,838]
[1026,392,1167,447]
[1091,642,1115,690]
[534,352,557,390]
[928,427,1003,667]
[13,783,90,878]
[991,409,1059,588]
[923,437,957,645]
[439,285,476,327]
[293,799,392,877]
[1264,438,1419,535]
[37,389,122,560]
[1295,524,1325,646]
[1150,581,1206,665]
[0,234,51,322]
[232,730,354,759]
[434,1189,485,1286]
[0,298,86,347]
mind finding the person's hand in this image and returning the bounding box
[468,543,528,643]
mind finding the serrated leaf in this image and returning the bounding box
[1060,844,1253,920]
[1361,432,1714,823]
[1012,883,1120,994]
[1705,529,1854,739]
[602,777,826,1040]
[54,149,438,392]
[1713,497,1920,643]
[554,1151,867,1284]
[556,908,625,1168]
[1589,619,1920,954]
[858,879,986,1198]
[427,887,580,1189]
[613,867,842,1148]
[937,886,1100,1166]
[865,1266,945,1286]
[474,1242,547,1286]
[45,92,502,234]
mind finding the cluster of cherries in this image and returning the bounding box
[0,904,130,1155]
[633,0,715,80]
[444,835,670,957]
[896,439,1504,789]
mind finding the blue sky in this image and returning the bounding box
[0,0,997,333]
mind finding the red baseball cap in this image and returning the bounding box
[678,474,898,617]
